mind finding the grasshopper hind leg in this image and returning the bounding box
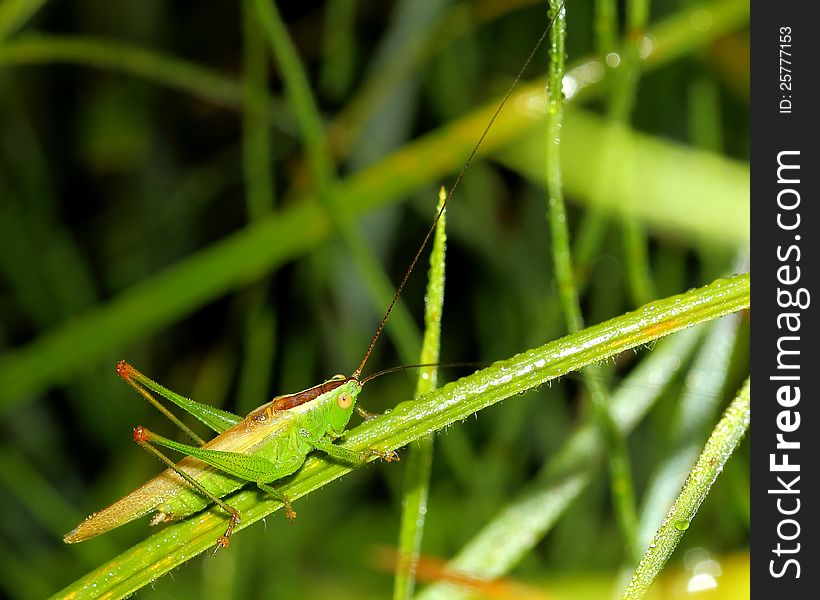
[213,511,241,556]
[209,482,295,554]
[133,426,243,556]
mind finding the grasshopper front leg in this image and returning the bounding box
[306,433,399,465]
[355,406,381,422]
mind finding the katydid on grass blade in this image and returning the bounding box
[63,10,561,556]
[61,204,439,555]
[64,361,394,554]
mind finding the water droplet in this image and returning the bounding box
[605,52,621,68]
[674,519,690,531]
[687,573,718,592]
[562,74,579,100]
[639,35,655,59]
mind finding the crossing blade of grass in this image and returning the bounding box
[0,93,748,411]
[329,0,747,160]
[0,35,244,108]
[0,201,328,407]
[0,1,748,116]
[331,0,449,166]
[0,0,751,406]
[543,0,638,562]
[318,0,357,101]
[606,0,654,307]
[496,106,749,248]
[417,326,703,600]
[234,0,278,418]
[240,0,275,223]
[636,310,743,547]
[622,378,750,599]
[0,0,748,150]
[54,274,748,599]
[394,190,446,600]
[254,0,422,365]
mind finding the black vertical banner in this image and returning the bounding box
[752,1,819,596]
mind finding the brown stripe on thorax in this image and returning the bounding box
[272,377,353,411]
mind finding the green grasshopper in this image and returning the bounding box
[63,360,392,553]
[63,10,558,557]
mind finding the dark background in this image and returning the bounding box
[0,1,749,597]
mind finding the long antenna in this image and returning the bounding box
[353,3,565,379]
[359,362,487,386]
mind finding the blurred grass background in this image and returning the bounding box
[0,0,748,598]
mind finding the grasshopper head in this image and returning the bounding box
[324,377,363,435]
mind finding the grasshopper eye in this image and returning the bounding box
[337,392,353,410]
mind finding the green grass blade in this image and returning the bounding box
[0,203,326,407]
[0,35,244,108]
[318,0,357,101]
[253,0,330,184]
[622,377,750,599]
[545,0,638,561]
[0,0,748,117]
[241,0,275,222]
[0,94,748,412]
[0,0,750,408]
[254,0,422,365]
[393,189,446,600]
[54,274,748,598]
[329,0,448,164]
[497,105,749,248]
[235,0,278,416]
[417,326,704,600]
[606,0,654,307]
[594,0,618,57]
[636,310,743,547]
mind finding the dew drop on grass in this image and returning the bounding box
[674,519,691,531]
